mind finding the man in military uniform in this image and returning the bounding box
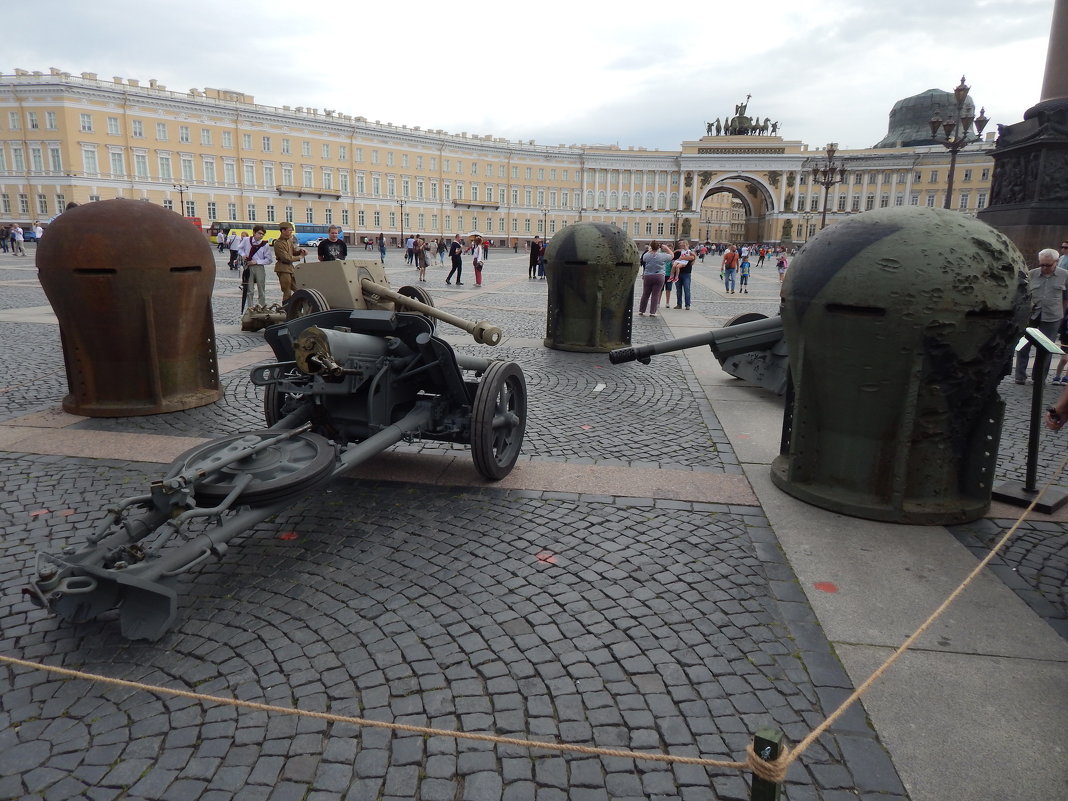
[273,222,307,303]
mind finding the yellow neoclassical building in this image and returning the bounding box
[0,68,995,246]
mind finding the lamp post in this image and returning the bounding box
[541,207,549,240]
[172,183,189,216]
[811,143,846,229]
[929,76,989,210]
[673,210,681,247]
[398,198,406,246]
[801,212,813,243]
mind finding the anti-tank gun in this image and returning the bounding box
[609,312,789,394]
[27,299,526,641]
[284,258,502,346]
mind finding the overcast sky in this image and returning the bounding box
[6,0,1056,152]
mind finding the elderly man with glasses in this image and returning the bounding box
[1015,247,1068,385]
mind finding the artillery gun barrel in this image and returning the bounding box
[360,278,503,346]
[609,316,783,364]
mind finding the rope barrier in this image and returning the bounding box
[3,453,1063,785]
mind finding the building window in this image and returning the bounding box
[266,204,276,222]
[244,163,255,186]
[222,131,232,148]
[181,156,194,181]
[387,152,395,167]
[306,207,314,223]
[185,200,196,217]
[910,193,919,206]
[958,193,969,210]
[282,165,293,186]
[37,194,48,215]
[201,128,212,146]
[54,193,65,211]
[963,169,972,182]
[929,170,938,183]
[325,208,333,224]
[809,196,818,211]
[8,111,18,130]
[23,111,38,131]
[228,202,237,219]
[163,199,173,211]
[357,174,365,194]
[342,209,349,225]
[110,151,125,177]
[977,193,987,210]
[981,168,990,181]
[207,201,217,219]
[838,195,847,211]
[49,147,62,172]
[45,111,57,130]
[81,147,98,176]
[323,143,331,159]
[263,164,274,186]
[865,194,875,210]
[0,195,9,214]
[323,170,333,191]
[373,210,380,227]
[356,210,364,226]
[340,145,348,161]
[132,119,143,138]
[224,161,237,185]
[242,134,252,150]
[303,168,313,187]
[135,153,149,178]
[926,193,936,207]
[156,122,168,140]
[895,194,904,206]
[302,141,311,157]
[356,148,363,163]
[282,138,291,154]
[286,205,293,222]
[158,155,172,180]
[179,125,190,144]
[914,171,923,182]
[248,203,256,221]
[261,136,271,152]
[80,113,93,133]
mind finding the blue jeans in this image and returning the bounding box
[675,272,692,307]
[724,268,736,292]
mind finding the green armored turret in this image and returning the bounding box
[544,223,640,352]
[771,206,1029,524]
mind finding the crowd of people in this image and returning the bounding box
[637,240,792,315]
[1,222,44,256]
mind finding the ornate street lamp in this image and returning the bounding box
[172,183,189,215]
[673,209,682,247]
[398,198,406,245]
[930,76,989,210]
[541,207,549,239]
[811,143,846,229]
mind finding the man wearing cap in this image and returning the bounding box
[273,222,307,303]
[1058,240,1068,272]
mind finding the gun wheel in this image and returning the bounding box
[471,361,527,480]
[286,288,330,321]
[263,367,310,427]
[166,430,336,506]
[396,285,438,331]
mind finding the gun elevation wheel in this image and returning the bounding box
[471,361,527,480]
[166,430,336,506]
[286,288,330,321]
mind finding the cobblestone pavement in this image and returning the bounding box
[6,243,1053,800]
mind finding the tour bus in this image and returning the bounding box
[208,221,346,246]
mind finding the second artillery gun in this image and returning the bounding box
[609,312,788,394]
[27,266,525,641]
